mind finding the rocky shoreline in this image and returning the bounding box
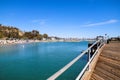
[0,40,40,46]
[0,39,82,46]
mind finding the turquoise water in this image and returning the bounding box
[0,41,88,80]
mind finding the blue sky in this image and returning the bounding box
[0,0,120,38]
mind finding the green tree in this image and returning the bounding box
[37,34,42,40]
[43,34,48,38]
[0,31,4,38]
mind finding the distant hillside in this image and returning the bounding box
[0,24,48,40]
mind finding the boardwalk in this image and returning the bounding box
[47,40,119,80]
[90,41,120,80]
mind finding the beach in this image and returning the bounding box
[0,40,40,46]
[0,39,82,46]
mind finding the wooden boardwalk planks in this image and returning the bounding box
[89,41,120,80]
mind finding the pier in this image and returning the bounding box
[47,39,104,80]
[89,41,120,80]
[47,39,120,80]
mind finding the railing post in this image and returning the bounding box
[88,49,91,61]
[87,49,91,71]
[101,39,104,46]
[97,42,99,48]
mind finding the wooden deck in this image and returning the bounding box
[89,41,120,80]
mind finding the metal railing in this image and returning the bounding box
[47,39,104,80]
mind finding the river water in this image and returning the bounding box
[0,41,88,80]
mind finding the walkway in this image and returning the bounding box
[90,41,120,80]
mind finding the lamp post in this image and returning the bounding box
[105,34,107,44]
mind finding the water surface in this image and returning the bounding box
[0,41,88,80]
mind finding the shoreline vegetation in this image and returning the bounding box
[0,24,95,46]
[0,24,49,40]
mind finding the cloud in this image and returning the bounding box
[81,19,118,27]
[32,19,46,26]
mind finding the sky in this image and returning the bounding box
[0,0,120,38]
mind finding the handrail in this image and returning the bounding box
[75,41,104,80]
[47,39,104,80]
